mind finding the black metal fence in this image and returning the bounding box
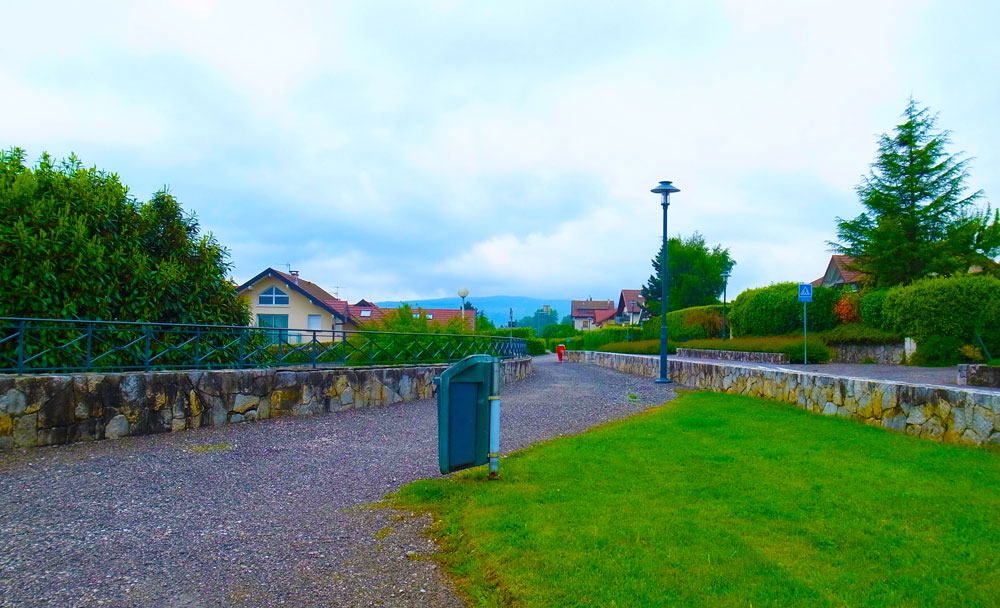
[0,317,527,375]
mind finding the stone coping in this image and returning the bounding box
[675,348,788,364]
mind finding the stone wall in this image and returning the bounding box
[828,342,904,365]
[565,351,999,446]
[958,364,1000,388]
[676,348,788,364]
[0,358,532,450]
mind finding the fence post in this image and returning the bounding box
[311,330,318,369]
[194,326,201,370]
[86,323,93,368]
[144,325,152,371]
[16,320,25,375]
[239,328,246,368]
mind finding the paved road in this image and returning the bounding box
[0,355,675,608]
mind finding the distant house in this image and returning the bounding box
[571,299,616,330]
[616,290,646,325]
[811,255,866,290]
[236,268,350,343]
[236,269,476,342]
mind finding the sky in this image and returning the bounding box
[2,0,999,305]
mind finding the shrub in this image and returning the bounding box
[882,275,1000,344]
[816,323,902,345]
[833,293,861,324]
[859,289,890,329]
[641,305,725,342]
[677,336,831,364]
[597,339,678,355]
[907,335,966,367]
[561,326,642,351]
[525,338,547,356]
[728,283,840,337]
[542,324,578,339]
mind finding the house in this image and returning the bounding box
[236,268,351,343]
[571,299,616,330]
[811,255,866,290]
[616,290,646,325]
[236,269,477,341]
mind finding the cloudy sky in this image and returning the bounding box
[3,0,998,303]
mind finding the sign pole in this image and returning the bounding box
[803,301,808,365]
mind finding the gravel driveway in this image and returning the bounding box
[0,355,675,608]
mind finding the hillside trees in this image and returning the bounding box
[642,232,735,314]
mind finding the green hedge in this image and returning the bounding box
[597,339,678,355]
[729,283,840,337]
[859,289,890,330]
[816,323,902,345]
[525,338,547,356]
[641,305,725,342]
[558,326,642,351]
[679,336,831,364]
[881,275,1000,348]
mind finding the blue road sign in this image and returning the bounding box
[798,283,813,303]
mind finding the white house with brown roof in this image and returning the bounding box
[571,299,616,330]
[616,289,646,325]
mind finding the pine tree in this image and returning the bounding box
[833,99,1000,287]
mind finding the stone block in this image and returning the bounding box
[13,413,38,447]
[105,415,129,439]
[0,389,27,415]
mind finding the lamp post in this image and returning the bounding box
[651,180,680,384]
[721,270,731,339]
[457,287,469,324]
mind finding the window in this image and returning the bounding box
[258,286,289,306]
[307,314,321,330]
[257,314,289,345]
[360,310,372,317]
[426,313,434,320]
[413,313,420,318]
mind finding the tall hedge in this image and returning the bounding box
[728,283,840,337]
[0,149,249,325]
[641,305,725,341]
[859,289,890,330]
[881,275,1000,345]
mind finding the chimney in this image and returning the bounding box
[290,270,299,285]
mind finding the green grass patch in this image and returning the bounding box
[393,393,1000,607]
[816,322,903,345]
[187,441,231,452]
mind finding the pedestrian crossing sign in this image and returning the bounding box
[798,283,813,303]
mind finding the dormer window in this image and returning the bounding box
[258,286,289,306]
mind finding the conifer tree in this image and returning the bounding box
[833,99,1000,286]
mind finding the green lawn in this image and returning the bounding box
[393,393,1000,608]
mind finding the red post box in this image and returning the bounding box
[556,344,566,362]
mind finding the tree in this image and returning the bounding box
[475,311,495,332]
[833,99,1000,287]
[641,232,735,314]
[0,148,249,325]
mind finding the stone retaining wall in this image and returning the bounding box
[828,342,904,365]
[958,364,1000,388]
[565,351,999,446]
[676,348,788,364]
[0,358,533,450]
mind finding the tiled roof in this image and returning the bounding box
[812,255,867,287]
[618,289,645,314]
[571,299,615,317]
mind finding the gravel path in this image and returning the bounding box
[0,355,675,608]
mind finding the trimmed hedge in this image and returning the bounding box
[859,289,890,330]
[525,338,547,356]
[597,339,679,355]
[881,275,1000,346]
[729,283,840,337]
[560,326,642,351]
[816,323,902,345]
[679,336,831,364]
[641,305,725,342]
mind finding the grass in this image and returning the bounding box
[598,336,830,363]
[392,393,1000,607]
[187,441,231,452]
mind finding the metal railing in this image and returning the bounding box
[0,317,527,375]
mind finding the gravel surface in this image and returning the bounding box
[0,355,675,608]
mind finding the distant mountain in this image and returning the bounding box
[376,296,575,327]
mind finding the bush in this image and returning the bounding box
[728,283,840,337]
[833,293,861,324]
[882,275,1000,345]
[561,326,642,351]
[597,339,678,355]
[641,305,725,342]
[489,327,536,340]
[859,289,890,329]
[816,323,902,345]
[907,335,967,367]
[678,336,831,364]
[542,324,578,339]
[525,338,547,356]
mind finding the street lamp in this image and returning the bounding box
[721,270,731,339]
[457,287,469,324]
[651,180,680,384]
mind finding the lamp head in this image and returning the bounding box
[651,180,680,195]
[457,287,469,298]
